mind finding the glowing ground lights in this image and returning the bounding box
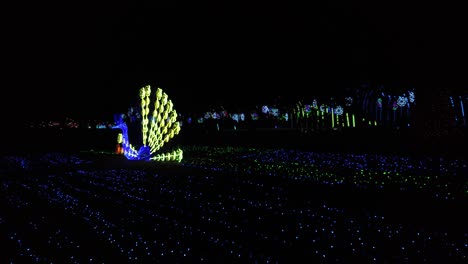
[2,149,467,262]
[113,85,183,162]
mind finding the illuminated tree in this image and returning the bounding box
[113,85,183,162]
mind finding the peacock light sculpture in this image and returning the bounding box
[113,85,183,162]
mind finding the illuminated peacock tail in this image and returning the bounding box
[113,85,183,162]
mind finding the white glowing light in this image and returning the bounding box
[334,106,343,116]
[397,96,408,107]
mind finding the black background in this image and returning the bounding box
[2,2,467,122]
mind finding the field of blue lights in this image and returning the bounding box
[1,146,467,263]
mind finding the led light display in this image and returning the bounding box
[270,108,279,117]
[377,98,383,108]
[397,96,408,107]
[231,113,239,122]
[320,104,326,112]
[113,85,183,162]
[334,106,343,116]
[408,91,415,103]
[312,99,318,109]
[251,112,259,120]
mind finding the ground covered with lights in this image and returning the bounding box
[1,146,467,263]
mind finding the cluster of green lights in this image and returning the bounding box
[181,146,468,199]
[149,148,183,162]
[294,102,358,128]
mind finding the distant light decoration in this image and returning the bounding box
[204,112,212,119]
[409,91,415,103]
[304,105,312,113]
[222,110,228,118]
[377,98,383,108]
[449,96,456,108]
[231,113,239,122]
[197,117,204,124]
[212,112,221,120]
[392,101,398,110]
[251,112,259,120]
[345,96,353,106]
[397,96,408,107]
[113,85,183,162]
[270,108,279,117]
[187,117,192,124]
[283,113,289,121]
[319,104,326,112]
[240,113,245,121]
[331,108,335,127]
[312,99,318,109]
[334,106,343,116]
[262,105,269,114]
[460,96,465,118]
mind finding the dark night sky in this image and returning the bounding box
[2,3,468,122]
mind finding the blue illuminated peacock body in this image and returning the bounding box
[113,85,183,162]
